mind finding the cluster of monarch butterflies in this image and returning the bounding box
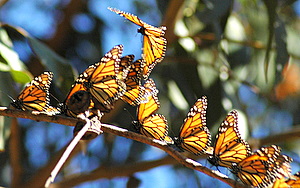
[10,7,167,116]
[132,93,298,188]
[8,8,299,188]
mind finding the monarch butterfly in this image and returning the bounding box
[108,7,167,79]
[271,154,292,179]
[11,71,53,112]
[231,145,281,188]
[207,110,252,168]
[64,45,126,116]
[270,155,293,188]
[133,79,168,141]
[174,96,211,155]
[120,59,145,106]
[118,54,135,81]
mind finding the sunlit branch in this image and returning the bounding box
[0,107,77,126]
[0,107,249,188]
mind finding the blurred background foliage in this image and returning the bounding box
[1,0,300,187]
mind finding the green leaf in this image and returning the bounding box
[263,0,278,82]
[0,61,10,71]
[27,37,76,94]
[0,27,13,48]
[0,72,17,151]
[0,41,28,72]
[0,116,11,151]
[10,70,31,84]
[0,32,32,84]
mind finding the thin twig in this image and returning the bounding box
[45,113,90,187]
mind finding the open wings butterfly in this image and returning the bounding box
[11,71,53,112]
[174,96,211,155]
[108,7,167,79]
[207,110,252,168]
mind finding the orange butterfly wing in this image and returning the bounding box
[133,79,168,141]
[231,145,281,188]
[208,110,251,168]
[286,172,300,187]
[108,7,167,79]
[121,59,145,106]
[11,71,53,112]
[136,80,160,121]
[118,54,135,80]
[176,96,211,155]
[139,114,168,140]
[64,45,126,116]
[88,45,126,107]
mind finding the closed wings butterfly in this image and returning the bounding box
[108,7,167,79]
[11,71,53,112]
[118,54,135,81]
[64,44,126,117]
[271,154,292,180]
[119,57,145,106]
[133,79,168,141]
[231,145,281,188]
[207,110,252,168]
[174,96,211,155]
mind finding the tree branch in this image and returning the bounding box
[0,107,249,188]
[248,125,300,148]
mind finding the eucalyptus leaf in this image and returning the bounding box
[0,116,11,151]
[27,37,76,94]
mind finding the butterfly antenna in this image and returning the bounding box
[123,107,135,121]
[49,93,61,104]
[0,90,15,102]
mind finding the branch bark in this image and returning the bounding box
[248,125,300,148]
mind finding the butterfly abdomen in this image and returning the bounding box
[65,90,91,114]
